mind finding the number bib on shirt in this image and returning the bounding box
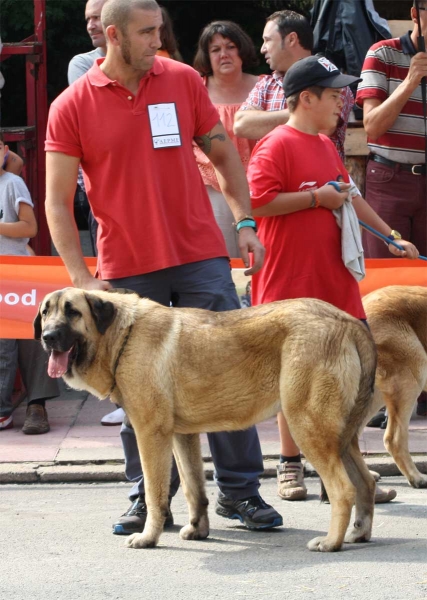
[148,103,182,149]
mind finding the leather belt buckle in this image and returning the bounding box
[412,164,423,175]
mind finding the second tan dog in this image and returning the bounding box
[363,285,427,488]
[34,288,377,552]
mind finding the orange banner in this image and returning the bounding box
[0,256,425,339]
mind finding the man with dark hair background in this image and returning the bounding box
[233,10,354,162]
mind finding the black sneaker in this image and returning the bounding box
[112,495,173,535]
[215,494,283,530]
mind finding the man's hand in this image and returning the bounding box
[74,275,112,291]
[388,239,420,259]
[316,182,350,210]
[237,227,265,276]
[406,52,427,91]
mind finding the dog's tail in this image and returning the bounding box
[352,321,377,432]
[337,320,377,453]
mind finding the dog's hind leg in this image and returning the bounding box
[382,377,427,488]
[343,435,375,544]
[173,433,210,541]
[126,429,174,549]
[302,446,355,552]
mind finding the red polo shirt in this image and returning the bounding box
[45,57,227,279]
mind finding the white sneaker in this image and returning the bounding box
[101,407,125,426]
[0,414,13,430]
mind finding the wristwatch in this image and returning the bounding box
[387,229,402,242]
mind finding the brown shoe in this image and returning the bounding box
[277,462,307,501]
[22,404,50,435]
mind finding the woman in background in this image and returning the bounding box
[193,21,259,258]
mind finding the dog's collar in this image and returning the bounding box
[108,323,133,397]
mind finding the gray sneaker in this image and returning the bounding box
[112,495,173,535]
[215,494,283,529]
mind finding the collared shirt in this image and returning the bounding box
[45,57,227,279]
[356,31,425,164]
[68,47,106,86]
[239,71,354,161]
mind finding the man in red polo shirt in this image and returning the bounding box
[45,0,283,536]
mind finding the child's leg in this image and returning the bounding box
[277,412,307,501]
[278,411,301,456]
[0,339,18,426]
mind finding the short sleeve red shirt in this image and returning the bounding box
[247,125,366,319]
[45,57,227,279]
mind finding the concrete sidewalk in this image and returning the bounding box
[1,381,426,483]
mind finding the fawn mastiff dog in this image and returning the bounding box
[363,285,427,489]
[35,287,377,552]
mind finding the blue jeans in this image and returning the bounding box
[111,258,263,501]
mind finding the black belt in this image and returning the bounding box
[370,154,426,176]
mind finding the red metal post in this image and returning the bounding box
[33,0,49,255]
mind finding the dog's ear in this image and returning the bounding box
[85,293,117,334]
[33,305,42,340]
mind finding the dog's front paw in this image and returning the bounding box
[125,533,157,549]
[307,536,342,552]
[411,475,427,489]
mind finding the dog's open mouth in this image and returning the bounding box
[48,346,75,378]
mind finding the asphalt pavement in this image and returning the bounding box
[1,477,426,600]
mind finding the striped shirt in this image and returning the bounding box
[239,71,354,161]
[356,32,426,164]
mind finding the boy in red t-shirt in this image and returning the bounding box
[247,55,419,505]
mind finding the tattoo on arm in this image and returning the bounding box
[194,126,225,155]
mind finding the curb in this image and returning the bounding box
[1,456,426,485]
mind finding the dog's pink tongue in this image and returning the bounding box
[48,349,72,378]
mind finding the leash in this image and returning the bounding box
[415,0,427,170]
[358,220,427,261]
[326,181,427,261]
[415,1,427,257]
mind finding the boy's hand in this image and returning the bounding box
[317,182,350,210]
[388,239,419,259]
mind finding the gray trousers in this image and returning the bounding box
[111,258,263,502]
[0,339,60,417]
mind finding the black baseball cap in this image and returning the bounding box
[283,55,362,97]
